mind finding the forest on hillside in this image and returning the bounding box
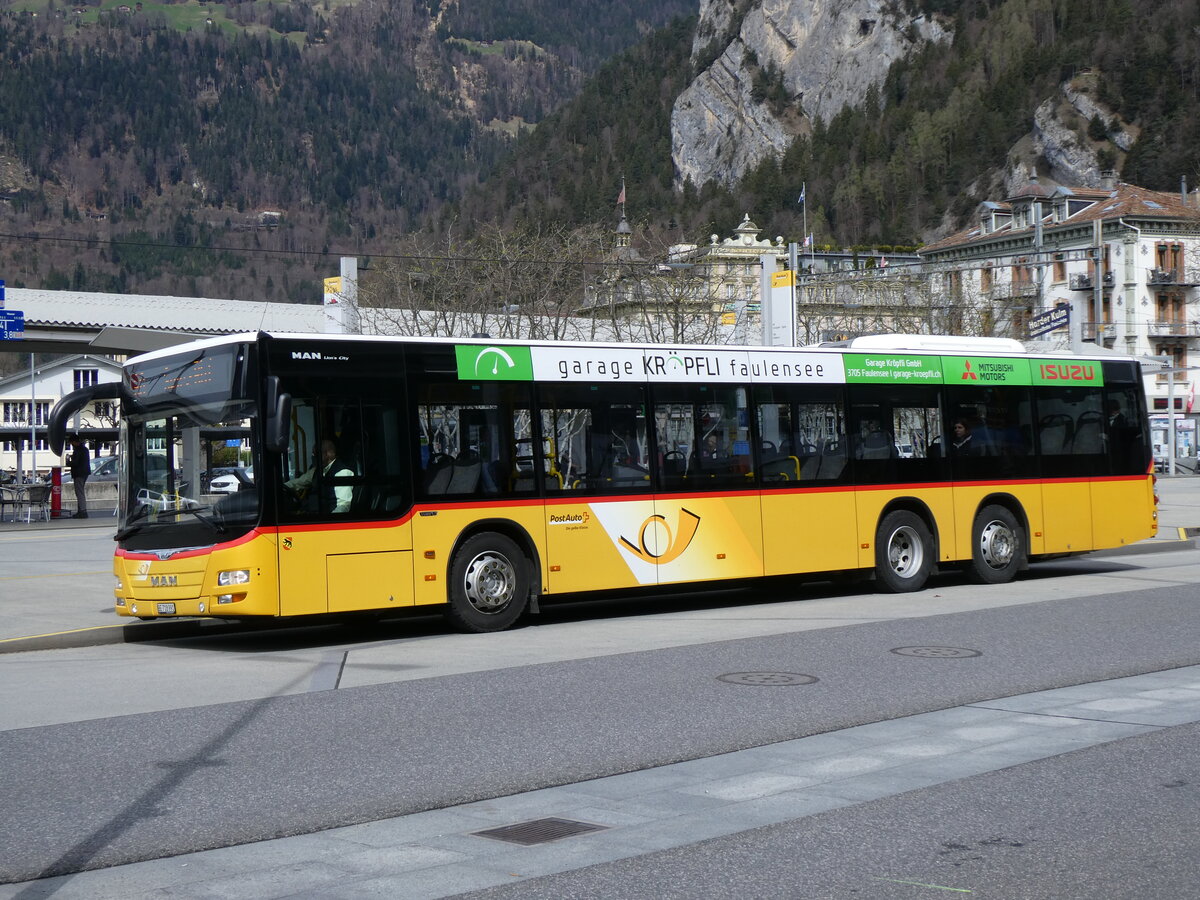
[0,0,1198,301]
[0,0,691,300]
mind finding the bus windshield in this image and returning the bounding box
[117,342,260,550]
[116,402,260,550]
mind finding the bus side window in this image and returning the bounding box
[1035,385,1106,477]
[1104,386,1147,475]
[415,381,536,499]
[539,384,648,493]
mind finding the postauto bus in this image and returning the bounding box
[49,332,1156,632]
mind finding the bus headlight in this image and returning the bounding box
[217,570,251,587]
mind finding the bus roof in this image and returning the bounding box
[124,330,1140,367]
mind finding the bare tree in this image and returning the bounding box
[358,222,614,340]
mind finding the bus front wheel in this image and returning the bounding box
[446,533,530,633]
[965,505,1025,585]
[874,510,933,593]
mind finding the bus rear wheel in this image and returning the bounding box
[965,505,1025,585]
[875,510,933,593]
[446,533,530,633]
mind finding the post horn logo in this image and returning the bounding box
[619,508,701,565]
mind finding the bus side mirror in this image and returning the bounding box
[264,376,292,454]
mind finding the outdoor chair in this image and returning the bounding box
[16,483,51,523]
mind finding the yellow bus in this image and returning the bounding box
[49,332,1157,632]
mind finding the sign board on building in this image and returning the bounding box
[1028,304,1070,338]
[0,309,24,340]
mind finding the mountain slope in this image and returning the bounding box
[468,0,1200,249]
[0,0,692,300]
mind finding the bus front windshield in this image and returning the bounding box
[116,401,260,550]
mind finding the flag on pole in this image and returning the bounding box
[802,233,813,248]
[617,183,626,205]
[797,184,805,204]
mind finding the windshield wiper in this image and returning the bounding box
[180,505,226,535]
[114,503,153,541]
[114,501,226,541]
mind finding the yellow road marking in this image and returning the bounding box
[0,571,111,581]
[0,623,125,644]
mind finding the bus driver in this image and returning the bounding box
[285,438,354,513]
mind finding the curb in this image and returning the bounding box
[0,618,254,654]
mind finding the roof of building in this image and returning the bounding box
[921,182,1200,256]
[0,353,122,392]
[7,288,327,333]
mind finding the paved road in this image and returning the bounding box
[0,478,1198,897]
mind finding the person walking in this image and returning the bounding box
[68,434,90,518]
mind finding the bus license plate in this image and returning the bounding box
[157,603,176,615]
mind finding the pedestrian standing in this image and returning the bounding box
[68,434,90,518]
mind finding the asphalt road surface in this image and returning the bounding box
[2,538,1200,897]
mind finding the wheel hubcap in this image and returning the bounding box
[463,551,516,614]
[887,525,924,578]
[979,520,1015,569]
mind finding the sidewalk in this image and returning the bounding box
[0,477,1197,653]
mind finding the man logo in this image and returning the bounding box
[619,508,701,565]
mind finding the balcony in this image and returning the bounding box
[1148,268,1200,287]
[1069,272,1113,291]
[987,282,1038,301]
[1147,320,1200,338]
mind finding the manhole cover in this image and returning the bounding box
[891,646,982,658]
[472,817,609,845]
[717,672,819,686]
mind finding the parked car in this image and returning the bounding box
[63,454,178,485]
[61,455,118,483]
[207,467,254,494]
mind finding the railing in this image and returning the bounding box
[1069,272,1114,290]
[1146,321,1200,338]
[987,283,1038,300]
[1148,268,1200,286]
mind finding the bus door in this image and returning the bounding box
[275,391,415,616]
[650,385,763,586]
[540,386,656,593]
[1036,384,1103,553]
[756,385,857,576]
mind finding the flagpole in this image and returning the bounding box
[801,182,807,277]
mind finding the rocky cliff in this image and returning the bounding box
[671,0,948,189]
[1002,73,1137,197]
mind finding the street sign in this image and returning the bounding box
[0,309,23,340]
[1028,304,1069,338]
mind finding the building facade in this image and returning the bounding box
[919,175,1200,459]
[0,354,122,479]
